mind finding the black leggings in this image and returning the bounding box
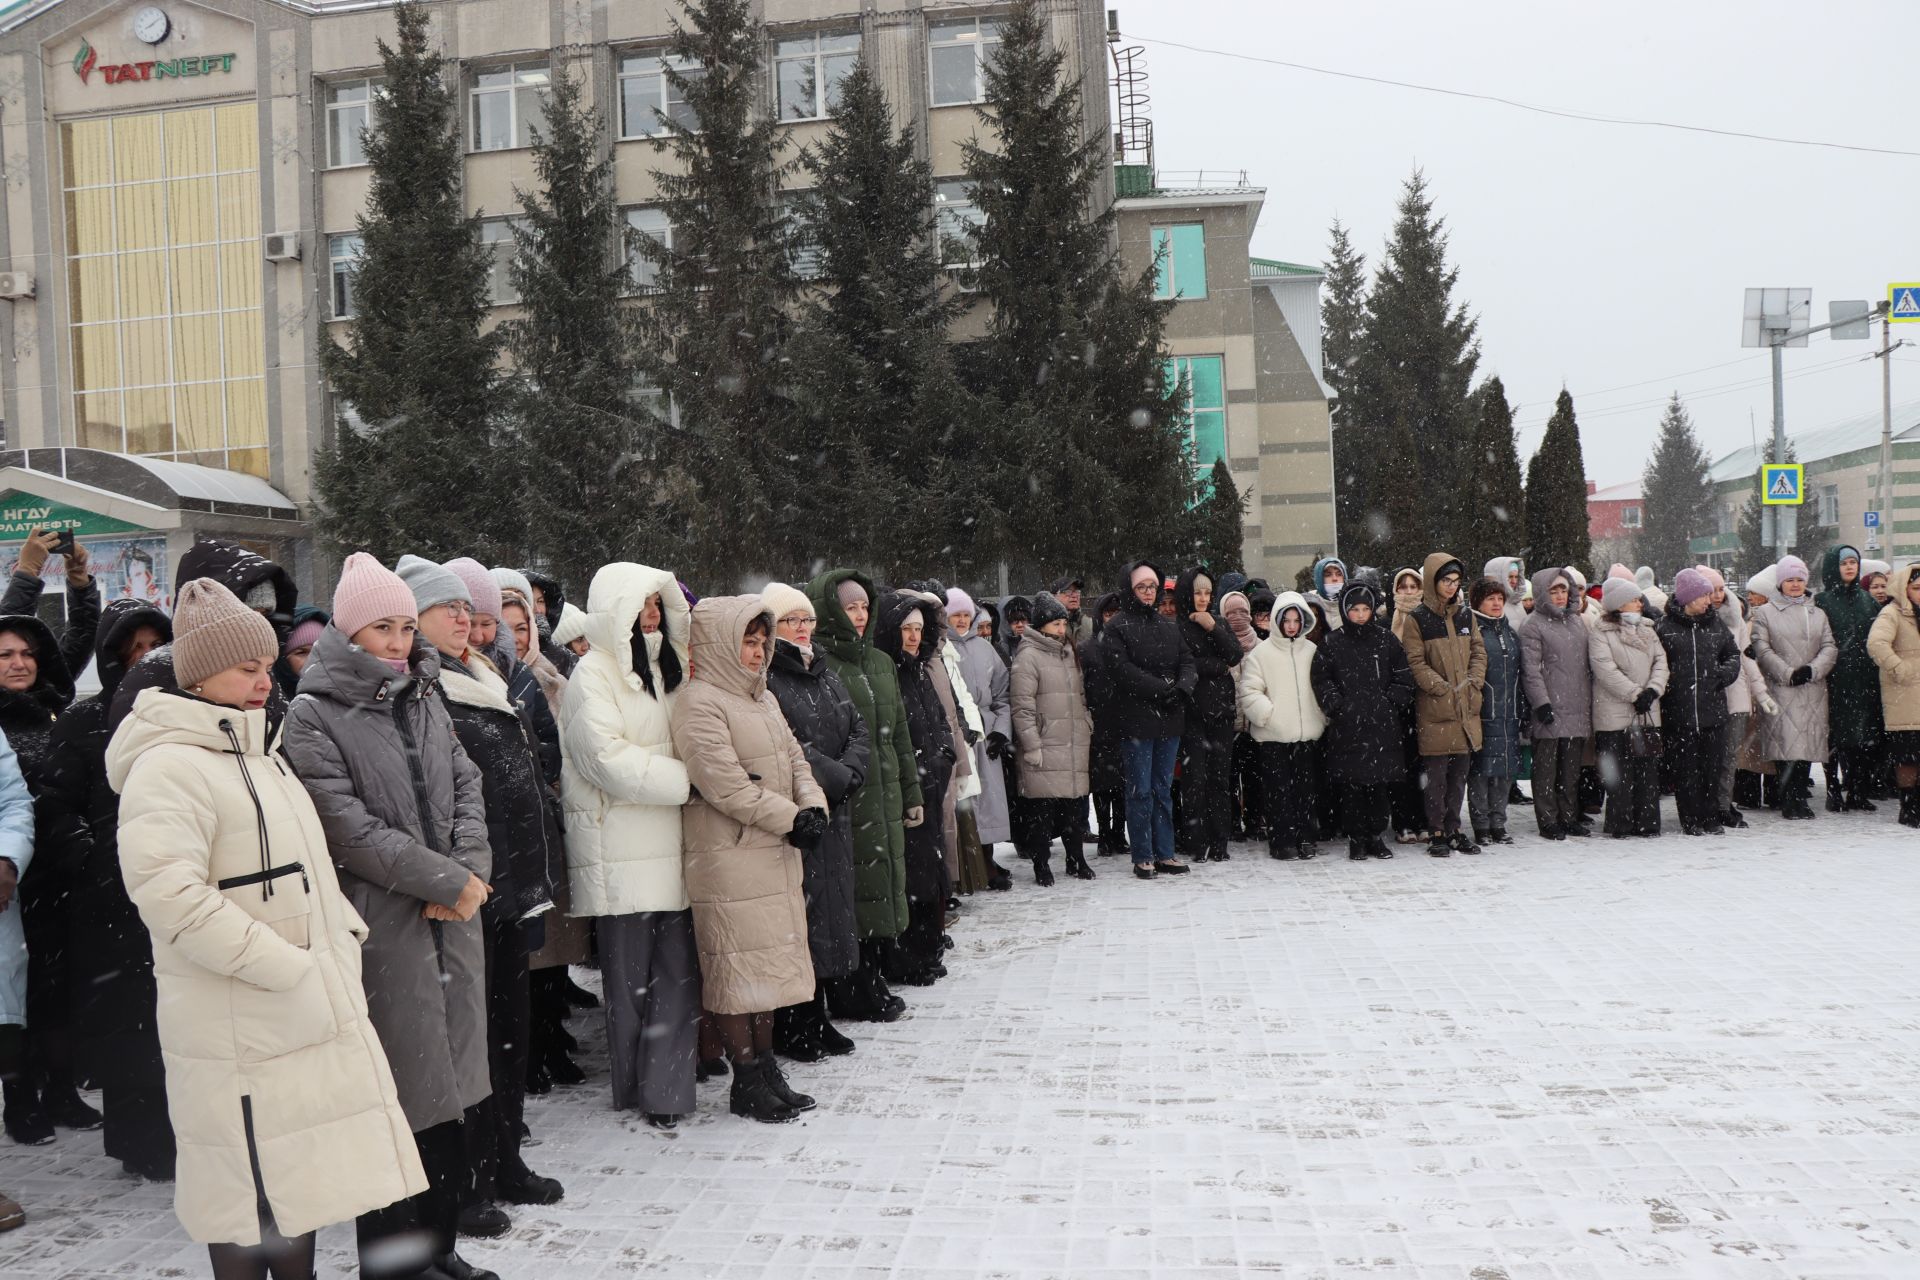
[358,1115,468,1277]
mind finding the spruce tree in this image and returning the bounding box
[1635,393,1714,578]
[318,1,503,561]
[505,65,659,590]
[1190,458,1247,577]
[1322,219,1370,553]
[1347,171,1481,561]
[790,58,980,582]
[1462,377,1526,571]
[635,0,801,583]
[1523,390,1594,571]
[961,0,1192,580]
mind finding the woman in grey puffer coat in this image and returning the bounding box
[1750,554,1838,819]
[281,554,492,1276]
[1518,567,1594,840]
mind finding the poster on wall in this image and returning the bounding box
[0,534,172,612]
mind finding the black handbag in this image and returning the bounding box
[1626,712,1663,759]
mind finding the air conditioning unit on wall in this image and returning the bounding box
[0,271,35,299]
[264,232,301,262]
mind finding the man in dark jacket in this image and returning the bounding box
[1656,569,1742,835]
[1051,576,1093,647]
[1083,592,1128,856]
[1097,562,1196,878]
[0,530,102,682]
[1311,583,1417,860]
[1173,567,1244,861]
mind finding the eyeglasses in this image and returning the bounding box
[442,601,473,618]
[779,614,816,629]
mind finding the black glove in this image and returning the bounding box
[520,914,547,954]
[1790,665,1813,687]
[986,731,1009,760]
[1631,688,1657,715]
[788,807,829,851]
[1532,703,1555,726]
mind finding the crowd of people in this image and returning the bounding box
[0,532,1911,1278]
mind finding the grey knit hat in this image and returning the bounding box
[173,579,278,690]
[395,554,472,614]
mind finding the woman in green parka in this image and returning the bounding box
[805,569,923,1024]
[1815,543,1884,810]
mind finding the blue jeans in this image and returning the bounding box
[1122,737,1180,865]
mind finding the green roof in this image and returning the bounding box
[1250,257,1322,278]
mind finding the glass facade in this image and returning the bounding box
[1165,355,1226,468]
[62,104,267,478]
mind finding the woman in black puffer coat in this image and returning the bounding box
[1173,568,1243,862]
[1655,570,1742,834]
[1311,583,1418,859]
[873,592,955,986]
[762,583,870,1061]
[0,615,83,1149]
[35,600,170,1175]
[1082,592,1127,857]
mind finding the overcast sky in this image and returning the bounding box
[1113,0,1920,488]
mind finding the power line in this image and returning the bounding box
[1572,352,1872,422]
[1128,32,1920,159]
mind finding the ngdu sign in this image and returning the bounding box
[1761,463,1804,506]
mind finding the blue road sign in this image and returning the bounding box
[1761,463,1804,506]
[1865,510,1881,529]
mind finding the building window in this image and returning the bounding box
[329,233,364,319]
[1819,485,1840,526]
[1619,504,1642,529]
[61,104,269,478]
[619,53,703,138]
[934,179,982,269]
[778,197,822,279]
[624,207,673,291]
[470,63,548,152]
[1152,223,1207,301]
[929,18,1001,106]
[1165,355,1226,467]
[477,218,526,304]
[324,78,382,168]
[774,32,858,121]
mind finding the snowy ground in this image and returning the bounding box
[7,803,1920,1279]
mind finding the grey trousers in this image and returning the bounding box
[1420,753,1470,835]
[598,909,700,1114]
[1467,770,1511,834]
[1531,736,1586,834]
[1716,711,1749,814]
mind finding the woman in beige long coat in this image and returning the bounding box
[1866,562,1920,826]
[111,581,423,1279]
[1009,594,1095,884]
[672,596,827,1126]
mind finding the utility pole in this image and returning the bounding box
[1763,306,1873,560]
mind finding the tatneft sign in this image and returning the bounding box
[0,494,146,539]
[72,39,236,86]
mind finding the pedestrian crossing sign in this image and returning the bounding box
[1893,283,1920,324]
[1761,463,1804,505]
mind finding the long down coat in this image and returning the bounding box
[1751,589,1839,762]
[1471,608,1526,778]
[875,592,955,911]
[672,597,825,1016]
[766,637,868,981]
[1519,567,1594,739]
[1816,544,1884,751]
[1869,564,1920,732]
[1310,619,1416,785]
[1588,612,1670,731]
[112,687,425,1245]
[1009,627,1093,798]
[1393,552,1486,756]
[1237,594,1327,745]
[281,627,492,1133]
[806,569,920,939]
[948,628,1012,844]
[439,655,556,922]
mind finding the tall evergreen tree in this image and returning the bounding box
[1190,458,1247,577]
[1635,393,1715,578]
[635,0,801,583]
[318,1,503,561]
[505,65,660,590]
[1345,171,1481,563]
[1462,377,1527,571]
[1322,219,1370,554]
[961,0,1193,580]
[1523,390,1593,571]
[790,58,980,582]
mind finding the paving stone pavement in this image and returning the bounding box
[5,806,1920,1279]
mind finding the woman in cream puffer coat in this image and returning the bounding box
[1238,592,1326,859]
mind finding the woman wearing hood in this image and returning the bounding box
[1306,557,1346,628]
[1173,567,1244,863]
[1519,568,1595,840]
[1238,592,1325,859]
[1750,555,1839,819]
[280,555,494,1279]
[271,605,329,700]
[1082,591,1129,857]
[1393,553,1487,856]
[761,582,868,1061]
[1009,592,1096,883]
[1815,544,1885,811]
[35,598,172,1179]
[1098,562,1197,879]
[111,580,426,1280]
[1467,577,1525,846]
[1703,566,1773,827]
[1589,577,1671,838]
[1220,589,1264,844]
[672,597,827,1124]
[804,571,920,1024]
[1385,568,1427,842]
[873,593,956,979]
[1866,562,1920,825]
[1484,557,1528,632]
[1310,583,1416,859]
[520,568,576,677]
[1655,569,1741,836]
[944,589,1014,889]
[547,562,701,1126]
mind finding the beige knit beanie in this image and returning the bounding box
[173,578,279,690]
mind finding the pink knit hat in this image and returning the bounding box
[331,552,418,640]
[445,557,503,619]
[1672,567,1713,607]
[1777,555,1810,584]
[1608,562,1634,581]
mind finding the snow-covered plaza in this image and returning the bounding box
[7,810,1919,1280]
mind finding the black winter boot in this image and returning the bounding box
[728,1059,799,1123]
[1901,789,1920,828]
[1426,833,1452,858]
[1367,835,1394,859]
[772,1001,825,1063]
[761,1055,816,1112]
[1031,849,1055,886]
[1064,842,1095,880]
[1347,838,1367,861]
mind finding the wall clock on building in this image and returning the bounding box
[132,6,170,44]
